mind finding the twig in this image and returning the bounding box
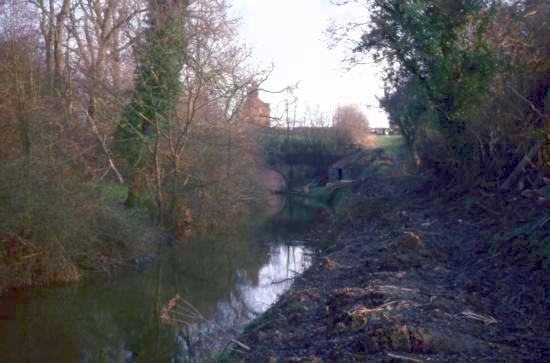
[508,86,545,119]
[535,216,550,229]
[230,338,251,352]
[473,252,501,266]
[169,309,202,322]
[473,201,501,216]
[168,317,194,326]
[374,285,419,293]
[386,352,425,362]
[18,252,43,259]
[271,276,297,285]
[461,311,498,324]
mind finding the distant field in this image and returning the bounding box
[373,135,407,158]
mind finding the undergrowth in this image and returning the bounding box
[0,162,158,289]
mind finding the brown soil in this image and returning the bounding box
[232,165,550,362]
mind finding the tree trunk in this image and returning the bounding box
[53,0,69,93]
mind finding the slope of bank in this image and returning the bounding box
[224,151,550,362]
[0,183,172,290]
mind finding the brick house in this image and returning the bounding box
[239,84,271,127]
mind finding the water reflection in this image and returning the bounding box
[0,235,312,362]
[262,195,322,238]
[176,244,311,361]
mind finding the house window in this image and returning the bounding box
[338,168,343,180]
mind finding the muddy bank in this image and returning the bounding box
[228,171,550,362]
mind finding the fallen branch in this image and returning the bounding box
[461,311,498,325]
[386,352,425,362]
[500,139,545,190]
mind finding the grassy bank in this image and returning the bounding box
[0,180,164,290]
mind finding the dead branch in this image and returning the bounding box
[501,138,545,190]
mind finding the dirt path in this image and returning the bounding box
[231,158,550,362]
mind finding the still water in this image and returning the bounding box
[0,198,318,362]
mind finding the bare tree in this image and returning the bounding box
[332,104,370,146]
[66,0,145,182]
[158,0,271,230]
[27,0,71,92]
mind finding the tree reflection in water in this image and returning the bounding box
[0,230,313,363]
[171,244,312,362]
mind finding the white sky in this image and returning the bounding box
[228,0,389,127]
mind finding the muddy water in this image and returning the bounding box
[0,198,319,363]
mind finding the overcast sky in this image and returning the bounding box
[228,0,389,127]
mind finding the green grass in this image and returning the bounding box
[99,183,129,205]
[300,186,353,223]
[330,188,353,223]
[98,183,159,222]
[242,314,273,336]
[374,135,407,158]
[360,158,393,177]
[306,186,333,205]
[207,351,241,363]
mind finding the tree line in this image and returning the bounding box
[0,0,272,286]
[333,0,549,187]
